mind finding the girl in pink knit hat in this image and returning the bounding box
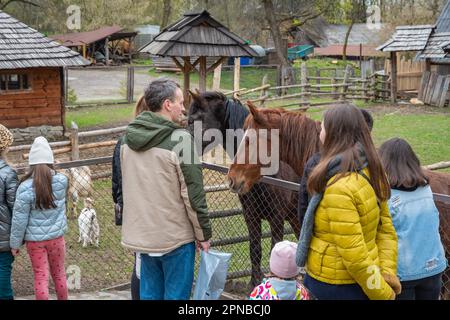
[249,241,313,300]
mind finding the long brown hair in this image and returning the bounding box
[133,95,149,118]
[308,104,390,201]
[21,164,56,209]
[378,138,428,188]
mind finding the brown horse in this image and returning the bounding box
[228,101,450,299]
[188,91,320,287]
[425,169,450,299]
[228,101,321,194]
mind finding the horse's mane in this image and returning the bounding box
[199,91,249,130]
[225,99,249,130]
[246,108,321,176]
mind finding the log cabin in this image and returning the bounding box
[0,10,89,140]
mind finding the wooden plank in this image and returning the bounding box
[183,57,191,109]
[438,76,450,107]
[198,56,207,93]
[0,109,61,120]
[233,57,240,99]
[425,72,438,105]
[390,52,397,103]
[300,62,309,106]
[431,75,445,106]
[3,116,62,129]
[418,71,430,100]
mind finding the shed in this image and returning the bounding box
[139,10,259,106]
[52,26,137,65]
[0,10,89,138]
[378,0,450,103]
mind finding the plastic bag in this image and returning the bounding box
[192,249,232,300]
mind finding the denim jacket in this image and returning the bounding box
[388,185,447,282]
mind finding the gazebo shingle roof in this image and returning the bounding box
[139,10,259,57]
[0,10,89,69]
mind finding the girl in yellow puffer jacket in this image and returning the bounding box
[296,104,400,300]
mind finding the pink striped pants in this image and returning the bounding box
[26,236,68,300]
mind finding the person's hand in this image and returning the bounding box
[11,249,19,257]
[196,240,210,253]
[382,272,402,295]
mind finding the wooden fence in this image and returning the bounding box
[228,62,390,110]
[384,56,427,92]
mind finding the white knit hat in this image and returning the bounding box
[29,136,54,165]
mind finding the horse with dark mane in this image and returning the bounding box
[228,101,450,299]
[187,91,320,287]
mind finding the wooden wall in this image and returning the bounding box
[0,67,64,129]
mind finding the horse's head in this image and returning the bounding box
[187,90,227,153]
[227,101,282,195]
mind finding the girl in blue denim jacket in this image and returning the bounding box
[379,138,447,300]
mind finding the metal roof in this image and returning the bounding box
[376,25,434,52]
[0,10,89,69]
[321,24,390,47]
[51,26,124,46]
[139,10,258,57]
[314,44,386,57]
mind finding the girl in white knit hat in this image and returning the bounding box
[10,136,69,300]
[0,124,19,300]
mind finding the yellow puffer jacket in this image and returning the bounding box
[305,169,398,300]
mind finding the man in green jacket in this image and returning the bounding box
[120,78,211,300]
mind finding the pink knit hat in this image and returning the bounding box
[270,240,299,279]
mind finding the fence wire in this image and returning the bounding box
[11,157,450,300]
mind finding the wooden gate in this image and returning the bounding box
[385,56,427,91]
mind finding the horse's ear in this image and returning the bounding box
[246,101,264,124]
[189,89,200,101]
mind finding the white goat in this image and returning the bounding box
[78,197,100,247]
[66,166,92,218]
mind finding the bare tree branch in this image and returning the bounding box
[275,3,333,26]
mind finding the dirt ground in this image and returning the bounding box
[68,68,158,102]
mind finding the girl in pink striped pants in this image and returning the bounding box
[10,137,69,300]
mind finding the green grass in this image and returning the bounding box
[66,104,135,128]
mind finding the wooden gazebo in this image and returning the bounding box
[139,10,259,106]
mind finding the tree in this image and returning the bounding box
[261,0,337,85]
[161,0,172,29]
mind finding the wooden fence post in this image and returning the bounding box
[371,75,377,101]
[70,121,79,161]
[233,57,240,99]
[300,62,309,107]
[332,69,338,100]
[212,63,222,90]
[276,64,282,96]
[127,66,135,103]
[341,65,352,101]
[64,67,69,105]
[390,51,397,103]
[260,74,269,107]
[362,78,369,102]
[316,68,320,92]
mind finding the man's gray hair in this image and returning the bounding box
[144,78,181,112]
